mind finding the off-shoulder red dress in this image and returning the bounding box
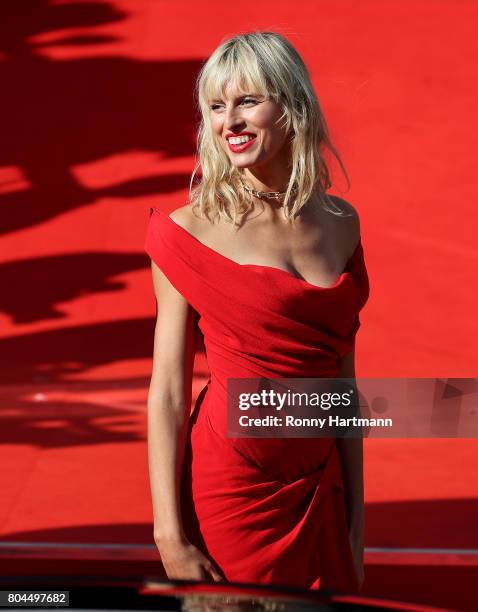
[144,206,370,593]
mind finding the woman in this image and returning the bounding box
[145,31,369,593]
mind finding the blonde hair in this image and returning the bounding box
[189,30,350,224]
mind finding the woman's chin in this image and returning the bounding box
[228,155,262,169]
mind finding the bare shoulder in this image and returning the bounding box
[168,204,212,238]
[325,194,360,226]
[168,204,197,231]
[323,195,361,250]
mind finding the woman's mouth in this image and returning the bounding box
[227,135,257,153]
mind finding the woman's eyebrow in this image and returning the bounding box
[209,93,259,103]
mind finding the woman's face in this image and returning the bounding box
[208,81,292,170]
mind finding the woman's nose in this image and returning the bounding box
[224,106,245,131]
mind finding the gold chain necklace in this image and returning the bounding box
[240,179,297,202]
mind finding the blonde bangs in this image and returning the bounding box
[199,44,273,109]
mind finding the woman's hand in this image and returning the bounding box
[348,522,365,589]
[155,535,225,582]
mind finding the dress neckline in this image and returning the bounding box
[154,207,362,291]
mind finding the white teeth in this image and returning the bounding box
[229,135,255,145]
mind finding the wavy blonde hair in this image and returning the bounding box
[189,30,350,224]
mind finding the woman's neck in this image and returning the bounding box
[241,165,291,194]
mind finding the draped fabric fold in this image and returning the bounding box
[144,206,370,592]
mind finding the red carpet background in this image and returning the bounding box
[1,1,477,609]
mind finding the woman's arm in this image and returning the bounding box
[147,260,198,544]
[334,200,363,531]
[335,345,365,587]
[147,260,223,581]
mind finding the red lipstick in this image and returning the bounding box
[226,132,257,153]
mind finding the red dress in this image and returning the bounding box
[144,206,370,593]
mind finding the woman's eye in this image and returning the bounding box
[210,98,257,111]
